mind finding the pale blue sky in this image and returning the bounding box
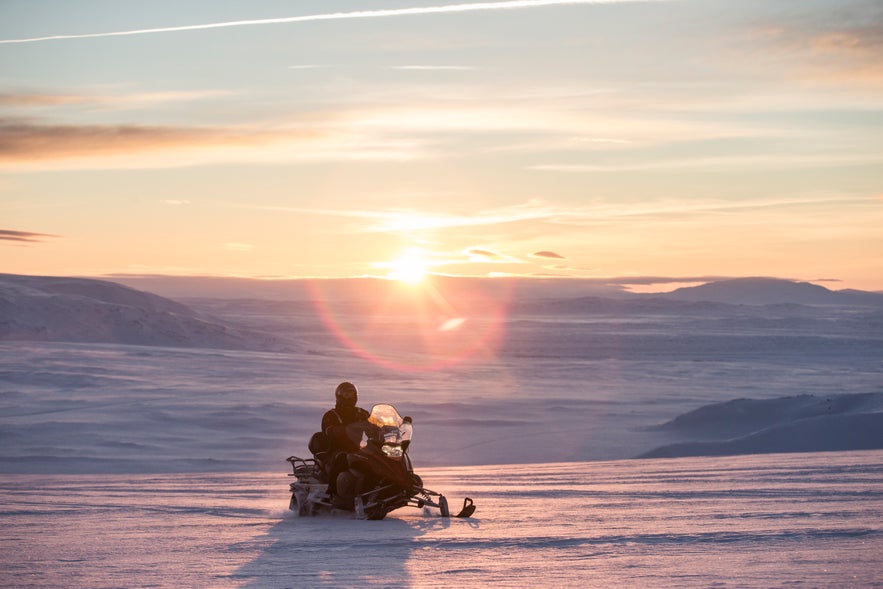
[2,0,881,290]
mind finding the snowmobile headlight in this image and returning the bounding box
[382,444,403,459]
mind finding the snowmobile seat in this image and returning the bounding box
[309,431,337,484]
[309,431,332,463]
[309,431,330,454]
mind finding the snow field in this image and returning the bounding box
[1,452,881,588]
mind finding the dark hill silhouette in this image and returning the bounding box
[639,392,883,459]
[663,277,883,306]
[0,273,283,350]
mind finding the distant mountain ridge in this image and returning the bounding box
[1,273,192,314]
[2,273,881,350]
[510,277,883,317]
[109,274,883,307]
[0,273,282,350]
[662,277,883,306]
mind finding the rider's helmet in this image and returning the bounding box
[335,381,358,408]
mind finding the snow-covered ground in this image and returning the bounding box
[2,275,882,586]
[1,330,880,473]
[2,453,881,588]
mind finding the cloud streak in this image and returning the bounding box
[393,65,476,71]
[529,152,883,173]
[0,229,59,244]
[223,200,560,232]
[0,0,666,44]
[0,117,326,170]
[531,250,565,259]
[0,90,228,109]
[227,194,870,237]
[0,119,231,163]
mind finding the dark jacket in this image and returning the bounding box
[322,404,370,452]
[322,405,370,433]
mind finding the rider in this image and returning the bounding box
[322,381,370,442]
[321,382,370,494]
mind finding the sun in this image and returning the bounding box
[385,248,430,284]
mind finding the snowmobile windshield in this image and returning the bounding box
[368,404,403,428]
[368,404,411,445]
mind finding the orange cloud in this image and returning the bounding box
[804,26,883,86]
[0,117,322,170]
[750,14,883,88]
[0,119,251,160]
[0,93,87,107]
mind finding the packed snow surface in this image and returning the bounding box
[1,453,881,588]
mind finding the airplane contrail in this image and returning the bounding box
[1,0,665,44]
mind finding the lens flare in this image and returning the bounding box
[307,276,512,372]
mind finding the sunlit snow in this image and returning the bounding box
[2,455,881,587]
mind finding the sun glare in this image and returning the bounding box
[386,249,429,284]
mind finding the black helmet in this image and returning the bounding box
[335,381,358,407]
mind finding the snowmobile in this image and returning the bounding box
[287,403,475,520]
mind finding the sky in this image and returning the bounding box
[1,0,882,291]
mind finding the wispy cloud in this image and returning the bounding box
[746,7,883,88]
[551,195,877,227]
[228,195,871,237]
[358,201,561,233]
[0,229,59,244]
[392,65,476,71]
[0,93,88,107]
[531,250,565,259]
[0,117,327,170]
[466,248,504,260]
[460,247,526,265]
[0,89,230,110]
[0,0,667,44]
[529,152,883,173]
[225,200,559,233]
[288,64,475,72]
[0,118,235,164]
[1,95,785,171]
[570,136,633,145]
[602,275,729,286]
